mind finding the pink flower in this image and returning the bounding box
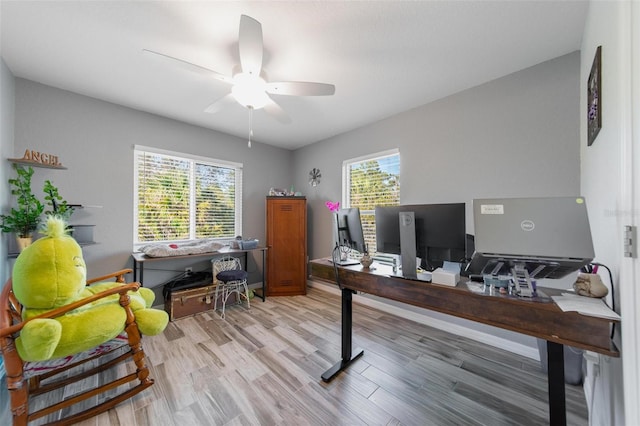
[325,201,340,212]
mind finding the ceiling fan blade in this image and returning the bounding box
[238,15,263,76]
[204,93,236,114]
[142,49,232,83]
[263,97,292,124]
[266,81,336,96]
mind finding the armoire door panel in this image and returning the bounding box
[266,197,307,296]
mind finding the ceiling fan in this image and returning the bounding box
[143,14,335,128]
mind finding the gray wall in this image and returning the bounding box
[579,1,634,423]
[294,51,580,261]
[0,57,15,405]
[0,58,15,283]
[293,52,581,348]
[11,79,292,289]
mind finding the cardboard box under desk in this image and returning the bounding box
[164,284,238,321]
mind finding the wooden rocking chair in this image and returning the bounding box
[0,269,155,425]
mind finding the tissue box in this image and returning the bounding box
[431,268,459,287]
[239,239,259,250]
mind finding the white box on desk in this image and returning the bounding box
[431,268,459,286]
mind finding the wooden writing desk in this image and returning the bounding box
[131,246,268,301]
[309,258,619,426]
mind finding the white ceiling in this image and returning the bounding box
[0,1,588,150]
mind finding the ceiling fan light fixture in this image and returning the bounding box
[144,14,334,124]
[232,72,269,109]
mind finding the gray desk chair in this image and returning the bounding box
[212,256,250,319]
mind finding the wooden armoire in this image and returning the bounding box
[266,196,307,296]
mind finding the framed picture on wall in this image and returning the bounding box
[587,46,602,146]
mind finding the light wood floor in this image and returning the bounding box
[4,285,588,425]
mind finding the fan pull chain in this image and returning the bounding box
[248,106,253,148]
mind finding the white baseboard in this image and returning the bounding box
[308,279,540,360]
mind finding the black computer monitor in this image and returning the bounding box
[333,207,367,254]
[375,203,466,271]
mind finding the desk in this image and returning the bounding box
[131,246,268,301]
[309,258,619,426]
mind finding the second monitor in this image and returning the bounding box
[375,203,466,273]
[332,207,367,265]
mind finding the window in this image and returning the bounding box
[343,149,400,253]
[134,146,242,246]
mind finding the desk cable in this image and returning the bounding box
[331,244,344,290]
[583,262,616,340]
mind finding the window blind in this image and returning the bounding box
[343,149,400,252]
[134,146,242,245]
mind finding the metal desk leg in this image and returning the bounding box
[132,259,144,285]
[321,288,364,382]
[547,341,566,426]
[261,249,266,301]
[245,250,264,302]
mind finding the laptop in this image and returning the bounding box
[467,197,595,279]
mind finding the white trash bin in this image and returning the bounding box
[537,338,584,385]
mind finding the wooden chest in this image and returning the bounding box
[165,285,215,321]
[164,285,239,320]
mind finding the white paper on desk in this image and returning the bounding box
[551,293,621,320]
[466,282,485,294]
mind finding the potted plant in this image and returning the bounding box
[43,179,75,221]
[1,165,44,250]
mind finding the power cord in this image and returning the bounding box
[331,244,344,290]
[582,262,616,340]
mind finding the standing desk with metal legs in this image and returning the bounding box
[309,258,619,426]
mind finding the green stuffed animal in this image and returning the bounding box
[12,216,168,362]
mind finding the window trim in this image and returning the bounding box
[342,148,400,254]
[133,145,243,247]
[342,148,400,207]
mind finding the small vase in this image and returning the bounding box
[360,253,373,269]
[16,236,33,252]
